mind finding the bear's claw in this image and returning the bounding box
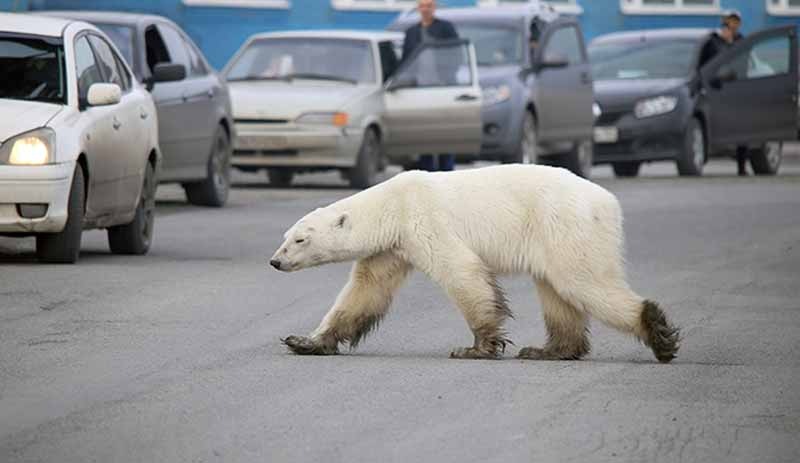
[282,335,339,356]
[449,347,502,360]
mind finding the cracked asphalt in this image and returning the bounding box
[1,158,799,462]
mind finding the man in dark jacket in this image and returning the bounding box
[699,10,750,176]
[401,0,459,172]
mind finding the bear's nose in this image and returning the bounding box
[270,259,281,270]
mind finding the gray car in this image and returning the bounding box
[39,11,235,207]
[388,3,595,177]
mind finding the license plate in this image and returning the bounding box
[238,135,289,150]
[593,127,619,144]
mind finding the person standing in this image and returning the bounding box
[699,10,749,176]
[401,0,459,172]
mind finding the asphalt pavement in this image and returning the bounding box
[1,157,799,462]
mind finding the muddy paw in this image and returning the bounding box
[449,347,502,360]
[281,335,338,355]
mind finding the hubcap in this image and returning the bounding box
[692,126,705,169]
[521,114,537,164]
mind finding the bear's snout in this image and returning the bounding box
[269,259,282,270]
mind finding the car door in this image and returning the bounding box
[88,33,149,214]
[74,34,120,218]
[533,20,594,143]
[701,25,798,147]
[150,22,215,180]
[382,39,482,157]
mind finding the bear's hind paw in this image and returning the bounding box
[517,346,583,361]
[449,347,503,360]
[282,335,339,356]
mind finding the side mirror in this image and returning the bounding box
[87,83,121,106]
[537,52,569,71]
[710,68,737,89]
[386,74,418,92]
[146,62,186,90]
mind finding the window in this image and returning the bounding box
[331,0,415,11]
[379,40,400,81]
[181,0,289,8]
[0,34,67,105]
[543,26,583,65]
[621,0,721,15]
[88,35,127,91]
[144,26,170,73]
[393,42,473,87]
[183,39,209,76]
[725,36,791,81]
[74,36,103,103]
[94,23,135,70]
[767,0,800,16]
[156,25,193,75]
[478,0,583,15]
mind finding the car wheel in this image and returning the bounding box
[749,142,782,176]
[349,128,381,189]
[503,111,537,165]
[612,161,641,178]
[36,166,84,264]
[676,117,705,176]
[108,162,155,255]
[183,125,231,207]
[557,139,593,178]
[267,168,294,187]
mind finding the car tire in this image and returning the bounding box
[348,128,381,189]
[183,125,230,207]
[267,168,294,187]
[555,139,593,178]
[676,117,705,176]
[612,161,641,178]
[749,142,782,176]
[503,111,537,165]
[108,162,155,255]
[36,166,84,264]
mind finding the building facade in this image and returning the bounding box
[4,0,799,68]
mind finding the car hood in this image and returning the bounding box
[227,81,375,120]
[0,99,64,142]
[477,65,519,86]
[593,78,686,109]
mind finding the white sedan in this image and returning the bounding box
[0,13,170,263]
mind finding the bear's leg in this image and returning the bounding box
[424,252,512,360]
[283,251,411,355]
[518,279,590,361]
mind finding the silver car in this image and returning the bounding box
[223,30,482,188]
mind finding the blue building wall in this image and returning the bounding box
[6,0,799,69]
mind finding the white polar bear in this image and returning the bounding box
[270,165,679,362]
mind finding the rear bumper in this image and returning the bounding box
[0,162,74,234]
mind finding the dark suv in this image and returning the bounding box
[389,4,596,177]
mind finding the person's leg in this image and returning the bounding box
[736,145,748,176]
[438,154,455,171]
[418,154,435,172]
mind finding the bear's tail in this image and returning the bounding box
[640,300,680,363]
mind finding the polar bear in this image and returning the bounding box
[270,165,679,362]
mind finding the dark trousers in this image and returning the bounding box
[736,146,748,176]
[418,154,455,171]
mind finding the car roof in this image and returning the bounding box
[248,30,404,42]
[591,28,713,45]
[35,10,171,27]
[390,4,558,27]
[0,12,76,37]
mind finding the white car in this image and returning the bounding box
[0,13,164,263]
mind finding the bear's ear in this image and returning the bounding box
[335,213,349,229]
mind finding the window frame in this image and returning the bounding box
[331,0,415,12]
[477,0,583,15]
[182,0,290,8]
[86,33,132,94]
[73,33,105,108]
[621,0,721,15]
[766,0,800,16]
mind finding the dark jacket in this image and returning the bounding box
[401,18,459,61]
[698,30,743,68]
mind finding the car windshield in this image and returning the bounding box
[225,38,375,84]
[94,23,136,71]
[456,24,523,66]
[589,39,697,80]
[0,33,66,104]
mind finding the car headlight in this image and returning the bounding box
[295,112,349,127]
[481,84,511,106]
[592,102,602,119]
[0,128,56,165]
[634,96,678,119]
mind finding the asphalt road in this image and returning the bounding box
[1,158,799,463]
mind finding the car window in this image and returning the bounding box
[379,40,399,81]
[544,26,583,65]
[183,37,208,76]
[88,35,126,90]
[113,53,133,91]
[589,39,697,80]
[144,25,170,74]
[745,36,790,79]
[393,42,473,88]
[94,23,135,70]
[74,35,103,103]
[456,24,523,67]
[156,24,192,76]
[0,33,66,104]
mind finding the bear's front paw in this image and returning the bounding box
[516,346,547,360]
[449,347,502,360]
[282,335,339,356]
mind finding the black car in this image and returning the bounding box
[39,11,235,206]
[589,26,798,177]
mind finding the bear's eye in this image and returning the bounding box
[295,238,305,244]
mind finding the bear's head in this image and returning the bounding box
[269,206,355,272]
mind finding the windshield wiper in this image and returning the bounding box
[283,73,357,84]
